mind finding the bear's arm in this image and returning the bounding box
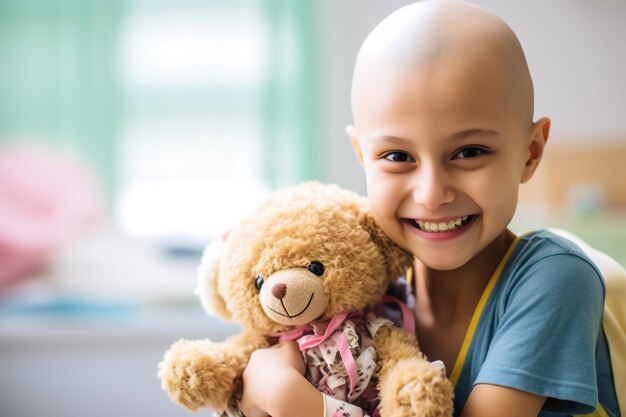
[374,326,454,417]
[159,329,271,413]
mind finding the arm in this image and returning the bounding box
[240,341,324,417]
[460,384,545,417]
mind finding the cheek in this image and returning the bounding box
[470,167,520,218]
[365,160,403,190]
[365,170,400,212]
[464,163,520,202]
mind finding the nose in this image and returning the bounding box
[271,283,287,300]
[412,164,454,210]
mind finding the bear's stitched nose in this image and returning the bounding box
[272,283,287,300]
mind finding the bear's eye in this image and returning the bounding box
[308,261,324,276]
[255,276,264,290]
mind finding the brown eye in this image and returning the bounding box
[454,146,487,159]
[384,152,414,162]
[308,261,324,276]
[255,276,264,290]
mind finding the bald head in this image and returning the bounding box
[351,0,534,129]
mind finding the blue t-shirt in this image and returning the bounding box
[451,230,620,417]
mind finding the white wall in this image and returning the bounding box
[471,0,626,140]
[315,0,626,194]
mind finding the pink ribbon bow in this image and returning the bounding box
[267,296,414,397]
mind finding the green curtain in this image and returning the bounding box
[261,0,320,188]
[0,0,124,193]
[0,0,319,194]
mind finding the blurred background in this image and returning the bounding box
[0,0,624,416]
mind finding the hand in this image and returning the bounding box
[240,342,306,417]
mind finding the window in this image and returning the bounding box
[0,0,319,239]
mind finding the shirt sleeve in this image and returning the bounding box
[474,253,605,415]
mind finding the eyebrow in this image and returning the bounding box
[452,128,499,140]
[367,135,413,145]
[367,129,498,145]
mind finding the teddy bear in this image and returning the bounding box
[159,182,454,417]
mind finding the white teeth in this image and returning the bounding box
[414,216,471,233]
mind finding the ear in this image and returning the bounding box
[195,240,232,321]
[360,211,414,281]
[346,125,364,167]
[521,117,550,183]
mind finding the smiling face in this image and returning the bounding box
[348,1,549,271]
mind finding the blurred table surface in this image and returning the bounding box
[0,304,240,417]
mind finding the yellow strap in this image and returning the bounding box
[448,234,524,386]
[406,263,414,288]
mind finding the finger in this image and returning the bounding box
[278,340,300,353]
[278,341,306,374]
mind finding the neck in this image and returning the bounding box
[414,229,516,325]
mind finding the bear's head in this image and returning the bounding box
[197,182,413,333]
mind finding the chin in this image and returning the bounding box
[418,252,471,272]
[426,261,465,272]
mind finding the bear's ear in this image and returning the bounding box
[360,212,414,281]
[195,239,233,321]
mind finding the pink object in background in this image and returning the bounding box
[0,143,103,287]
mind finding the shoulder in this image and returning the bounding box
[489,230,607,322]
[507,230,605,294]
[516,229,601,265]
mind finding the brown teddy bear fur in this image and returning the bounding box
[159,182,454,417]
